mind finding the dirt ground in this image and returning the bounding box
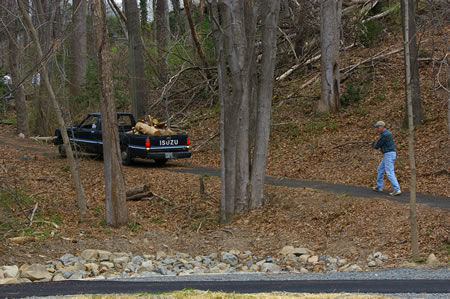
[184,28,450,199]
[0,128,448,268]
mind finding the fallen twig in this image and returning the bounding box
[277,44,355,81]
[29,202,38,227]
[329,141,372,150]
[193,132,219,152]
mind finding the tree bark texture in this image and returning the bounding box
[70,0,88,97]
[90,0,129,227]
[210,0,280,222]
[5,1,29,136]
[403,0,419,261]
[18,0,87,217]
[249,0,280,209]
[401,0,424,126]
[156,0,170,83]
[124,0,148,119]
[33,0,55,135]
[319,0,340,113]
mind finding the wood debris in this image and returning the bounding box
[128,115,177,136]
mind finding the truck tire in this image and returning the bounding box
[121,147,132,166]
[154,159,168,166]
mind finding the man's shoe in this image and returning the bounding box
[389,190,402,196]
[373,187,383,192]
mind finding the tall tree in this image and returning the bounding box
[155,0,169,83]
[70,0,88,97]
[4,1,29,136]
[401,0,424,126]
[170,0,182,35]
[318,0,340,113]
[140,0,148,27]
[124,0,148,119]
[18,0,87,218]
[32,0,55,135]
[210,0,281,222]
[90,0,129,227]
[183,0,210,77]
[402,0,419,261]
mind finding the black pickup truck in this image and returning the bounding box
[54,113,191,165]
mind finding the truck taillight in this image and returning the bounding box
[187,137,190,147]
[146,138,151,149]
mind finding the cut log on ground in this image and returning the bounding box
[126,184,150,197]
[126,192,154,201]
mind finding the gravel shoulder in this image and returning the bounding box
[116,267,450,282]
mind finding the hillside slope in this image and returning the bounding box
[185,25,450,198]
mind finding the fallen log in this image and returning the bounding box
[126,184,150,197]
[127,191,154,201]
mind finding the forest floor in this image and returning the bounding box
[0,24,449,271]
[0,125,448,269]
[183,26,449,199]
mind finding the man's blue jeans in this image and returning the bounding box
[376,151,400,191]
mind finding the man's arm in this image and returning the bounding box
[374,134,384,149]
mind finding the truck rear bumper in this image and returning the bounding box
[146,151,192,160]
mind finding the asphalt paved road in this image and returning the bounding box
[1,279,449,298]
[170,167,450,210]
[0,135,448,210]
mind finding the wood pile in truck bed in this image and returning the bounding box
[127,115,176,136]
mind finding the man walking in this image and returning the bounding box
[373,121,401,196]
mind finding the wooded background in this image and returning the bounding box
[0,0,448,239]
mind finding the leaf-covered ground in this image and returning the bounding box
[0,130,448,268]
[184,26,450,198]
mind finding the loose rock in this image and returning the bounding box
[426,253,440,265]
[0,278,20,284]
[2,265,19,278]
[221,252,238,266]
[81,249,98,261]
[20,264,52,281]
[261,263,281,273]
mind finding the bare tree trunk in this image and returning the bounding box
[170,0,182,35]
[318,0,340,113]
[33,0,52,135]
[18,0,87,217]
[90,0,128,227]
[140,0,148,27]
[70,0,88,97]
[124,0,148,119]
[210,0,280,222]
[403,0,419,261]
[5,1,29,136]
[249,0,280,209]
[401,0,424,126]
[447,62,450,138]
[156,0,169,83]
[107,0,129,39]
[183,0,211,77]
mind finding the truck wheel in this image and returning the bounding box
[121,147,132,166]
[154,159,168,166]
[58,144,67,158]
